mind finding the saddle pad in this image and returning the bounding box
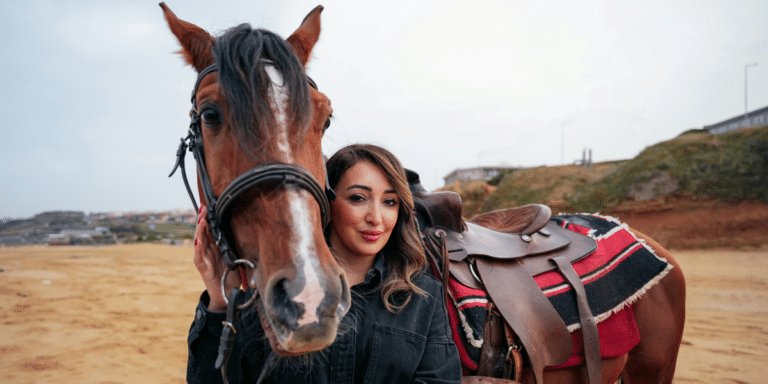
[444,213,673,372]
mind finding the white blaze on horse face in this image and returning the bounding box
[290,191,322,327]
[264,65,292,162]
[265,64,322,327]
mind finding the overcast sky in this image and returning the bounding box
[1,0,766,219]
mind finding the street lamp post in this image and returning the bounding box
[745,63,759,125]
[561,121,570,165]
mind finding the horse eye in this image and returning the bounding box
[323,114,332,132]
[201,109,221,127]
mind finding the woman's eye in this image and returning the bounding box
[384,199,399,207]
[348,194,365,203]
[201,109,221,127]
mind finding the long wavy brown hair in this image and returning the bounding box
[325,144,427,313]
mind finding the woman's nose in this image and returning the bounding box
[366,204,381,225]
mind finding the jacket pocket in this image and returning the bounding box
[363,323,427,384]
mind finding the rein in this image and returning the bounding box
[168,62,334,384]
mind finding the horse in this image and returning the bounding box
[160,2,351,364]
[407,172,686,384]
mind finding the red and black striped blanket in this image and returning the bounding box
[445,213,673,371]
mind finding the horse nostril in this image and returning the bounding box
[269,278,304,330]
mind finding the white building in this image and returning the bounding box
[443,166,513,186]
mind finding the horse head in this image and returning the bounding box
[161,3,350,355]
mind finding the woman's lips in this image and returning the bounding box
[360,231,382,241]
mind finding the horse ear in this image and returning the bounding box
[159,2,215,72]
[286,5,323,66]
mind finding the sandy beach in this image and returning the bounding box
[1,244,766,383]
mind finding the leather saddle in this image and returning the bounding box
[407,170,602,384]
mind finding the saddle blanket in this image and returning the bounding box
[446,213,673,371]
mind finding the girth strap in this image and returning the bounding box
[552,256,601,384]
[476,302,510,379]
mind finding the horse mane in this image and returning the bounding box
[213,24,312,156]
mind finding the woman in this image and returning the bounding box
[188,144,462,384]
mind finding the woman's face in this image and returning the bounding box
[329,160,400,261]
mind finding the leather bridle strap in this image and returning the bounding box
[168,63,216,214]
[216,162,331,225]
[167,63,222,216]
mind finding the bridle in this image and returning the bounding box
[169,61,336,384]
[169,62,335,272]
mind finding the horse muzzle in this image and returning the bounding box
[258,265,351,355]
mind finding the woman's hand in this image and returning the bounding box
[194,206,241,312]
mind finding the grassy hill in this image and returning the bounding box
[566,126,768,212]
[439,125,768,249]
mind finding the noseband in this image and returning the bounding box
[169,63,335,271]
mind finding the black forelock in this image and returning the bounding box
[212,23,312,157]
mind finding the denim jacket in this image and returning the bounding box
[187,256,462,384]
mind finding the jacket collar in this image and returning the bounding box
[361,253,386,289]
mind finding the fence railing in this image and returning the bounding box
[704,104,768,134]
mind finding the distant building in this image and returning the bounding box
[47,227,116,245]
[704,104,768,134]
[443,166,512,186]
